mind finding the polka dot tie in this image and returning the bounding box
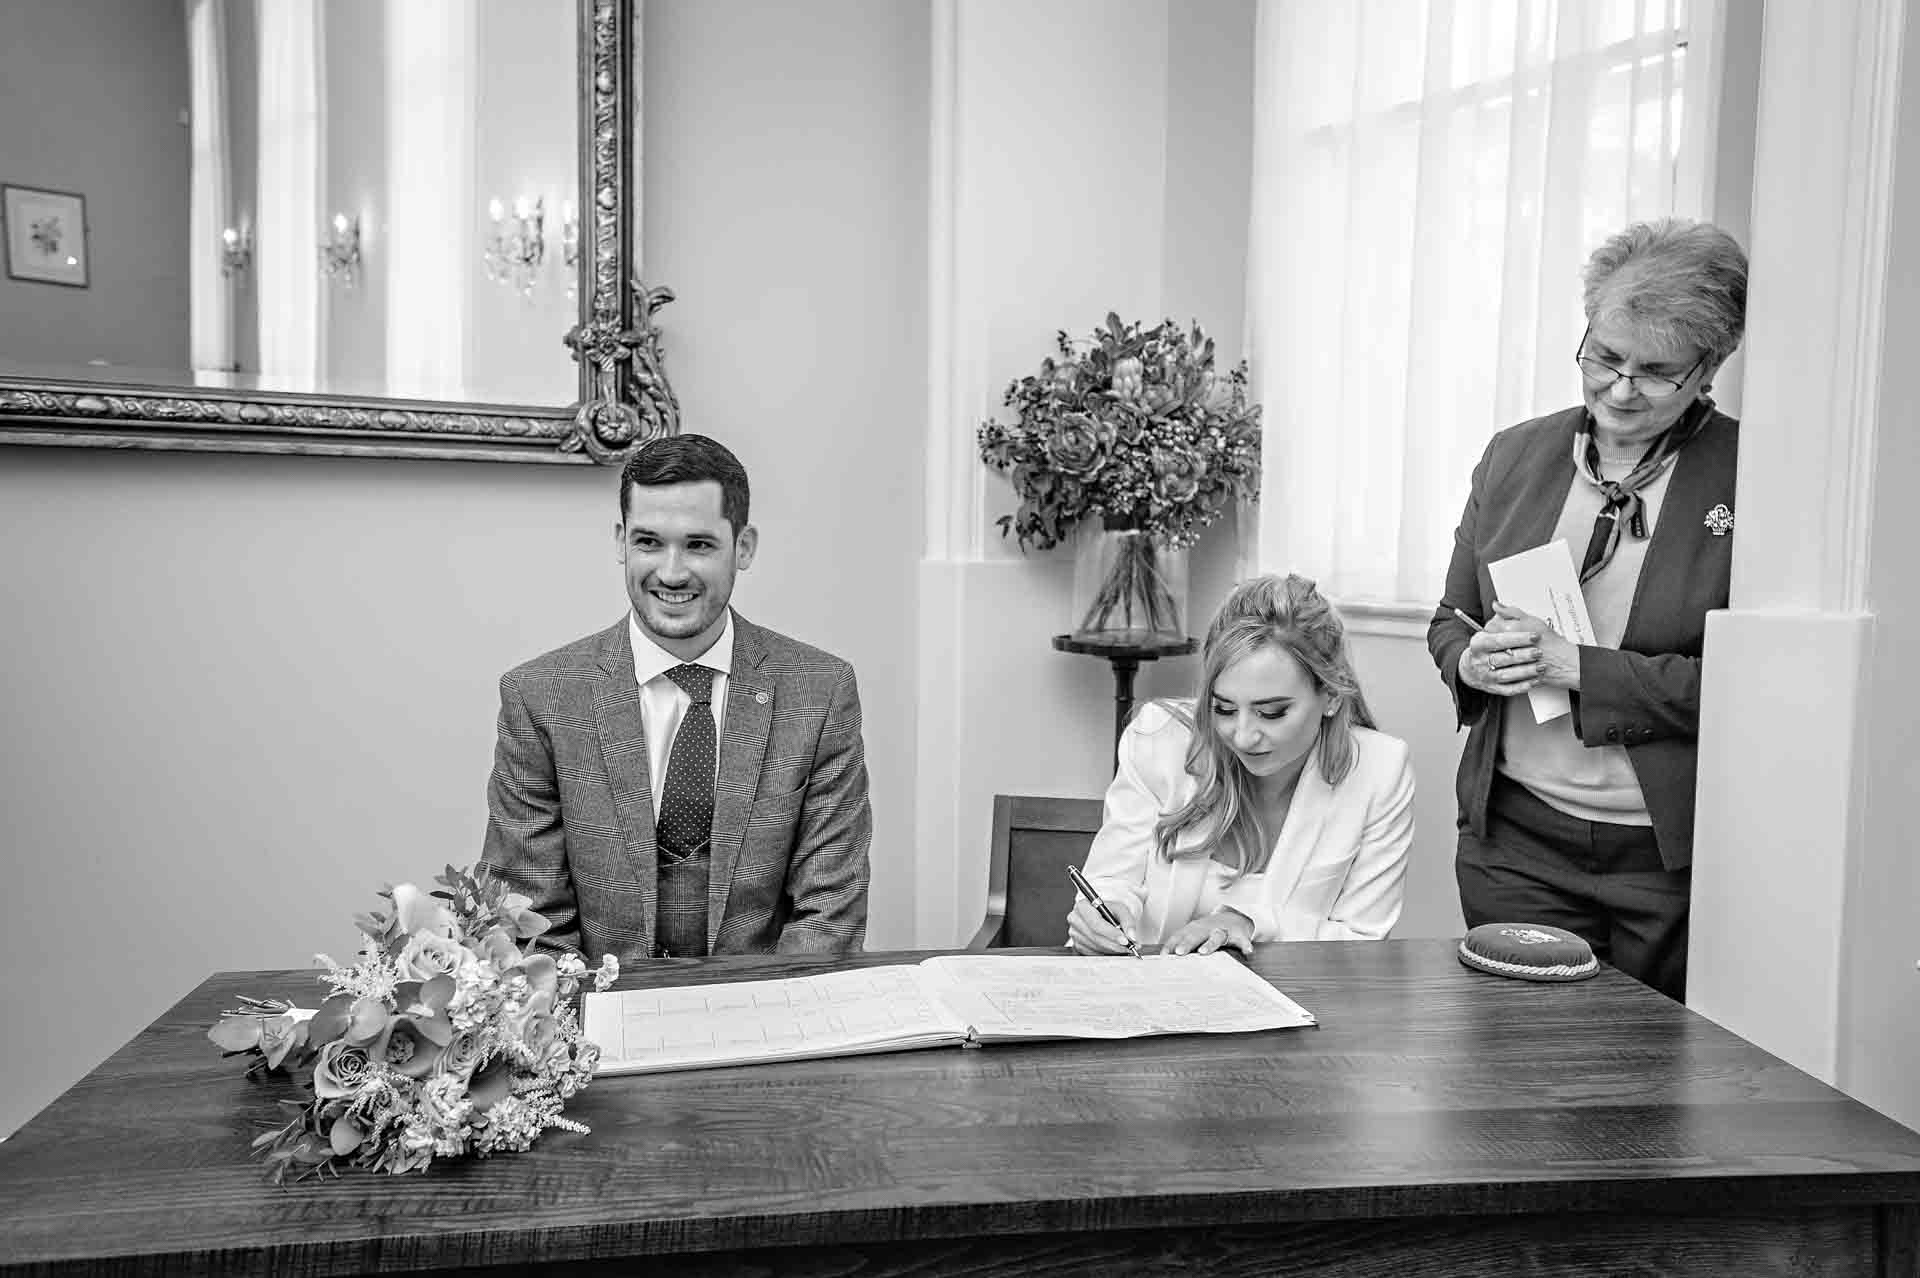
[656,663,716,867]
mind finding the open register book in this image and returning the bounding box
[584,951,1316,1075]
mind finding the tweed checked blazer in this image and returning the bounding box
[1426,404,1739,871]
[478,612,872,962]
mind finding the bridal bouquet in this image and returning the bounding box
[207,865,619,1182]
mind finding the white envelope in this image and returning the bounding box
[1486,539,1594,724]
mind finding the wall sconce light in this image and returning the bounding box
[320,212,361,287]
[561,199,580,269]
[220,225,252,279]
[484,195,545,295]
[560,200,580,301]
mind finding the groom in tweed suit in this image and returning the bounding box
[478,435,872,962]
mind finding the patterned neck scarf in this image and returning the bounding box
[1571,395,1713,583]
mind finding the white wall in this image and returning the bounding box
[468,0,577,405]
[321,0,577,403]
[1841,0,1920,1131]
[0,0,189,370]
[1689,0,1920,1134]
[226,0,260,374]
[323,0,389,390]
[0,0,930,1141]
[641,0,929,945]
[0,453,610,1137]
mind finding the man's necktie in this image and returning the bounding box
[654,663,716,957]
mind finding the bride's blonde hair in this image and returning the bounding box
[1152,573,1375,875]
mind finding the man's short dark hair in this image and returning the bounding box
[617,434,751,532]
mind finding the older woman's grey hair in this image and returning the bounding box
[1581,218,1749,368]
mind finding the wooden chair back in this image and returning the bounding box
[966,794,1106,950]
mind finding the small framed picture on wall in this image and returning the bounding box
[3,184,89,288]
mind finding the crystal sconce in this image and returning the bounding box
[484,196,545,295]
[560,200,580,300]
[561,200,580,268]
[320,213,361,287]
[220,225,252,279]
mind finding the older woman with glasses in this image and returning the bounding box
[1427,218,1747,1002]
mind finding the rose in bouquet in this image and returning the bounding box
[208,865,618,1182]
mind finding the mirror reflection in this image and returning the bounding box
[2,0,578,408]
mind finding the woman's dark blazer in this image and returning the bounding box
[1425,404,1739,871]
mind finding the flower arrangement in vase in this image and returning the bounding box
[977,313,1262,642]
[207,865,617,1181]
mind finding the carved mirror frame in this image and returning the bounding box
[0,0,671,466]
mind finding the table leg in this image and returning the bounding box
[1109,656,1141,766]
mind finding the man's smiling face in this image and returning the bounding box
[614,479,756,661]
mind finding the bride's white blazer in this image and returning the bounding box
[1079,701,1415,945]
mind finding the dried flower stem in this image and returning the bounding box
[1077,532,1182,637]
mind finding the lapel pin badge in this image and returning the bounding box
[755,691,769,705]
[1703,503,1734,536]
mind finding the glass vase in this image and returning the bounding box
[1070,521,1189,643]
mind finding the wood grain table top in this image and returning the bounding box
[4,940,1919,1275]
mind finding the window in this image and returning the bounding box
[1246,0,1715,608]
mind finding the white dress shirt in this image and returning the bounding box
[628,612,733,813]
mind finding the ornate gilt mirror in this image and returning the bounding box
[0,0,669,464]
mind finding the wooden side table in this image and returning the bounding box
[1052,633,1198,766]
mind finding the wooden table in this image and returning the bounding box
[4,940,1919,1276]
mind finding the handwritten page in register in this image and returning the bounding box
[916,952,1315,1042]
[1487,538,1595,724]
[585,965,970,1076]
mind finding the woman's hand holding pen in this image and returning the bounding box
[1164,908,1254,957]
[1489,602,1580,690]
[1067,895,1141,956]
[1454,603,1545,697]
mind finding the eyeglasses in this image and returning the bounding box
[1574,326,1707,400]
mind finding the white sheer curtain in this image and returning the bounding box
[1247,0,1716,605]
[255,0,322,388]
[384,0,476,401]
[186,0,232,372]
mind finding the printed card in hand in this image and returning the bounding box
[1487,539,1595,724]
